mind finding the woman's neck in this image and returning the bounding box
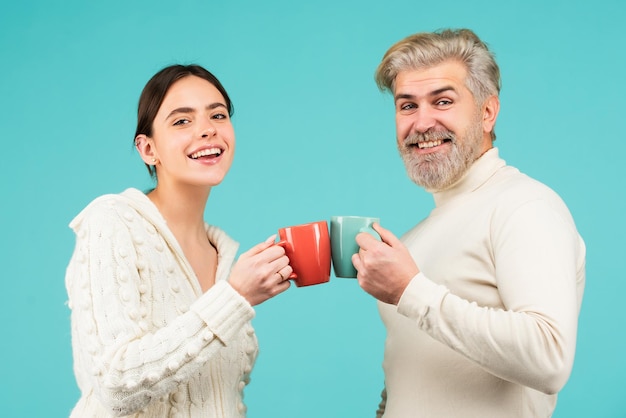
[148,183,211,243]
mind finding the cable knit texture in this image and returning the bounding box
[65,188,258,417]
[377,148,586,418]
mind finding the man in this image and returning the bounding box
[352,29,586,417]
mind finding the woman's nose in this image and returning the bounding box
[201,124,216,138]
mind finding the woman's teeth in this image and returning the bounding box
[190,148,222,159]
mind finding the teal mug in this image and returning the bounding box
[330,215,380,278]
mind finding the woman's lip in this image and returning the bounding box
[188,145,224,159]
[189,151,224,165]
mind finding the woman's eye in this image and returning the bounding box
[212,113,228,120]
[173,118,190,126]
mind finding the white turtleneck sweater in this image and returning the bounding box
[377,148,586,418]
[65,188,258,417]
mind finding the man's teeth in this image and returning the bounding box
[417,139,444,149]
[190,148,222,159]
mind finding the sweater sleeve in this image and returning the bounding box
[397,198,584,394]
[65,203,254,416]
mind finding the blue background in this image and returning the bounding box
[1,0,624,416]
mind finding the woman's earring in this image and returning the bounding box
[151,158,157,164]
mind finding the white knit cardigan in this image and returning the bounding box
[65,188,258,417]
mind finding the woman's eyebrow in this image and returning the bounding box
[166,102,227,119]
[166,107,195,119]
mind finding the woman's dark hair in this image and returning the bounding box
[134,64,234,178]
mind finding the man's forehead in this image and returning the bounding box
[393,62,469,96]
[398,61,466,82]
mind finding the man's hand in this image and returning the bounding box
[351,223,419,305]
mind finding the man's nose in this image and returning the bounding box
[411,108,437,134]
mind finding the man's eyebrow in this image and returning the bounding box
[394,93,415,102]
[430,86,457,96]
[394,86,458,102]
[166,102,227,119]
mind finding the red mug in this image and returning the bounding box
[277,220,331,287]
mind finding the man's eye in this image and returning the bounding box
[400,103,416,111]
[436,99,452,106]
[173,118,190,126]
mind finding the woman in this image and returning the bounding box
[65,64,292,417]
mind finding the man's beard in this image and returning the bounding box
[398,114,485,192]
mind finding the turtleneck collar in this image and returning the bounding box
[431,147,505,208]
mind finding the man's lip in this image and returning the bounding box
[407,139,451,153]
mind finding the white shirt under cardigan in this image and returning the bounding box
[65,188,258,417]
[377,148,586,418]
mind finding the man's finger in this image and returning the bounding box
[351,252,362,272]
[355,230,381,249]
[372,223,402,247]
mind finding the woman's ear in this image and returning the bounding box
[482,95,500,135]
[135,134,159,166]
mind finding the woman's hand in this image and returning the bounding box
[228,235,292,306]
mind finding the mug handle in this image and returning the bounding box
[359,225,381,241]
[275,240,298,279]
